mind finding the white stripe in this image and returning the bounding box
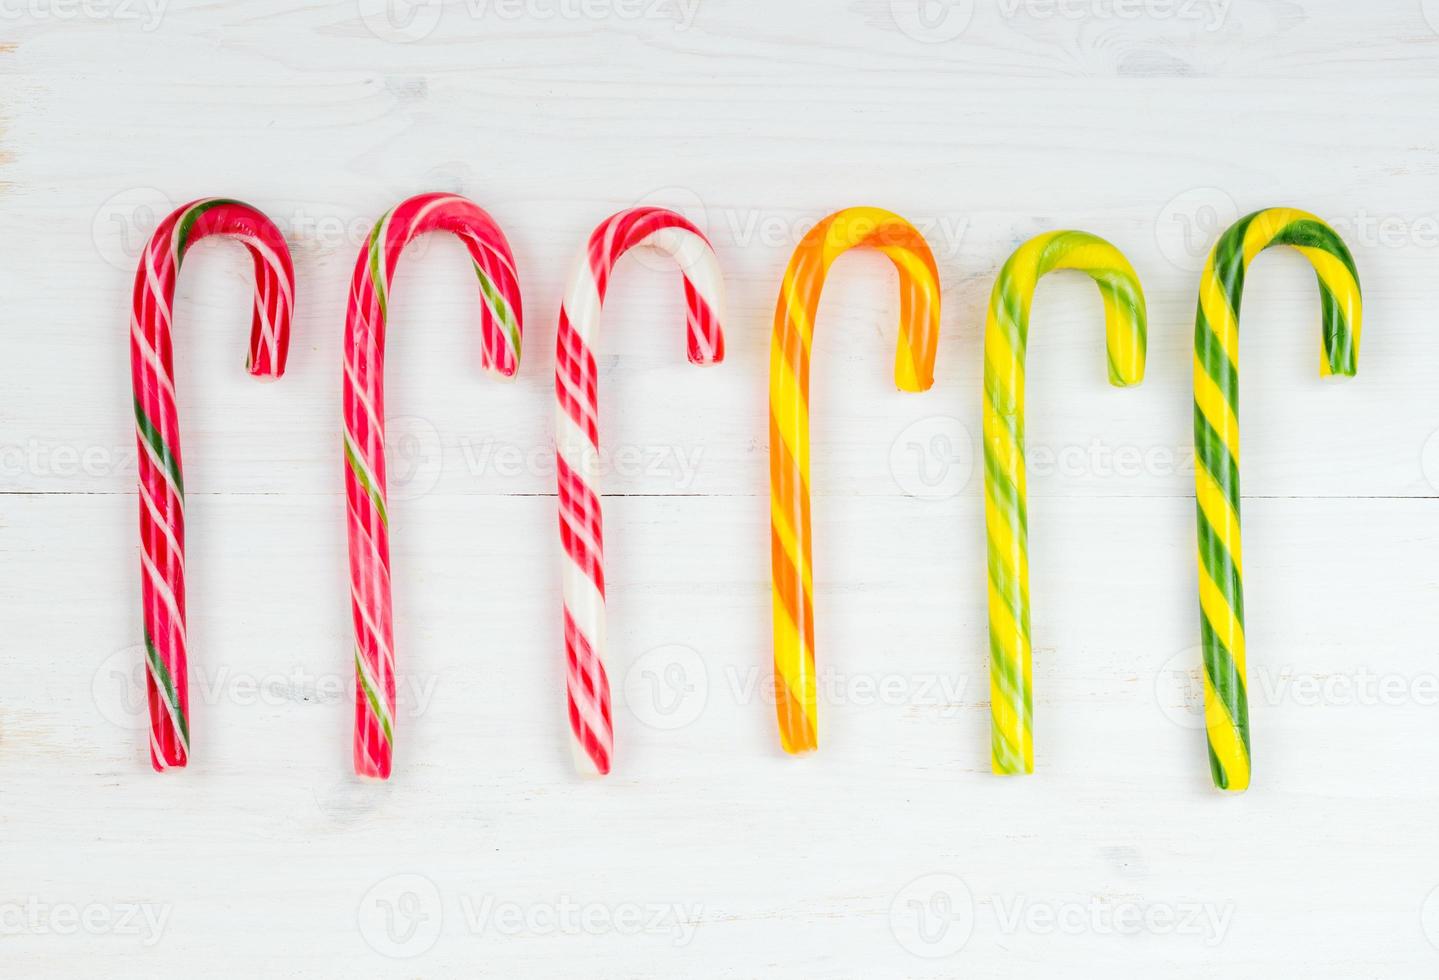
[561,252,604,349]
[134,417,184,504]
[353,635,396,728]
[137,478,185,575]
[139,550,186,643]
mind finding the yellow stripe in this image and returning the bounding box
[982,487,1031,613]
[1193,464,1243,579]
[1203,673,1251,791]
[780,282,814,358]
[771,589,812,693]
[982,312,1025,418]
[1198,260,1240,370]
[1241,208,1301,262]
[1196,566,1247,680]
[1292,244,1362,375]
[1192,355,1240,465]
[769,493,813,599]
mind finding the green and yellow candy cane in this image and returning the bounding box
[985,231,1147,775]
[1192,208,1361,792]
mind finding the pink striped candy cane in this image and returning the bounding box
[130,198,295,771]
[555,207,726,776]
[344,192,523,779]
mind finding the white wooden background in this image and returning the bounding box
[3,0,1439,976]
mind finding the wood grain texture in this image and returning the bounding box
[2,1,1439,975]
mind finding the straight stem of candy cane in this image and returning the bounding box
[768,207,941,755]
[343,192,523,779]
[982,231,1147,776]
[130,198,295,771]
[555,207,725,776]
[1192,208,1361,792]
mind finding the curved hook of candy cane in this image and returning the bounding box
[982,231,1147,777]
[1193,208,1361,793]
[555,207,726,777]
[343,192,524,779]
[130,198,295,772]
[768,207,942,755]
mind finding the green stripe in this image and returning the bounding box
[144,629,189,747]
[355,651,394,745]
[174,198,241,261]
[1194,505,1245,631]
[988,630,1029,711]
[984,529,1029,638]
[344,436,389,528]
[1195,314,1240,416]
[473,263,522,360]
[367,213,391,321]
[134,397,184,500]
[981,435,1029,541]
[1192,410,1242,518]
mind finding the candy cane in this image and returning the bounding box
[344,192,523,779]
[983,231,1147,775]
[555,207,725,776]
[1192,208,1361,792]
[130,198,294,771]
[769,207,941,754]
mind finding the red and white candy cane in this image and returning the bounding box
[130,198,294,771]
[344,192,523,779]
[555,207,725,776]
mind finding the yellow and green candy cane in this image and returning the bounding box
[985,231,1147,774]
[1192,208,1361,792]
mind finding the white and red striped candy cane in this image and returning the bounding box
[555,207,726,776]
[130,198,294,771]
[344,192,523,779]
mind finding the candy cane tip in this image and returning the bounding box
[895,379,934,395]
[570,743,610,777]
[778,736,818,756]
[482,363,521,381]
[990,763,1034,777]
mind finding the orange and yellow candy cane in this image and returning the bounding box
[768,207,942,753]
